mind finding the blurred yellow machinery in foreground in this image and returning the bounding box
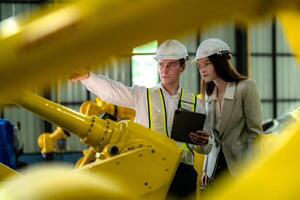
[1,0,300,95]
[0,163,20,182]
[1,91,181,200]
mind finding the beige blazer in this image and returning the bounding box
[203,79,263,178]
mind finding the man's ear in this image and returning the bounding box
[181,64,186,72]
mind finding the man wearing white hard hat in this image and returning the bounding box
[193,38,263,188]
[70,40,211,198]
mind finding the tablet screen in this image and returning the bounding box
[171,109,206,144]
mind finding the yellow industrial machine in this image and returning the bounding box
[254,106,300,155]
[77,98,135,167]
[38,98,135,157]
[80,97,136,121]
[1,0,300,199]
[2,91,181,200]
[38,127,69,156]
[38,97,136,167]
[74,146,96,168]
[0,163,20,182]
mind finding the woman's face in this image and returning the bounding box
[197,57,218,83]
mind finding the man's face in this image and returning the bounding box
[158,59,184,86]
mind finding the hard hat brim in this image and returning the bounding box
[154,56,189,61]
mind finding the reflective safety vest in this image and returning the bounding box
[147,87,198,165]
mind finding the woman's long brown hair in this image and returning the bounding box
[200,53,248,97]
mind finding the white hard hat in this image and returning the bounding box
[192,38,231,63]
[154,40,189,61]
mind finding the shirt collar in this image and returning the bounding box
[156,83,182,98]
[210,82,236,101]
[211,86,218,101]
[224,82,236,99]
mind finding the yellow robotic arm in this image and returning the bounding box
[7,91,181,200]
[76,98,136,167]
[38,127,69,156]
[38,97,135,157]
[75,146,96,168]
[81,97,136,121]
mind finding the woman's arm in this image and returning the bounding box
[242,80,263,142]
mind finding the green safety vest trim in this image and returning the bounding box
[146,87,199,165]
[147,88,197,135]
[178,89,197,112]
[147,88,153,130]
[159,89,169,137]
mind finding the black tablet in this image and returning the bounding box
[171,109,206,144]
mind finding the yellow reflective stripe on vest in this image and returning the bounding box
[179,89,197,112]
[179,88,184,109]
[193,94,197,112]
[147,88,153,130]
[147,88,199,165]
[180,143,194,165]
[147,88,198,134]
[158,89,168,136]
[147,88,168,136]
[183,90,197,112]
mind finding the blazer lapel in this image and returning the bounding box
[207,101,216,129]
[216,82,236,135]
[207,98,221,143]
[217,99,235,135]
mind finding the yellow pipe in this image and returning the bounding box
[279,11,300,67]
[10,92,93,138]
[1,0,300,95]
[0,163,20,182]
[37,97,135,156]
[8,91,108,151]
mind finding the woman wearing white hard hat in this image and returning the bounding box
[69,40,212,198]
[193,38,263,188]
